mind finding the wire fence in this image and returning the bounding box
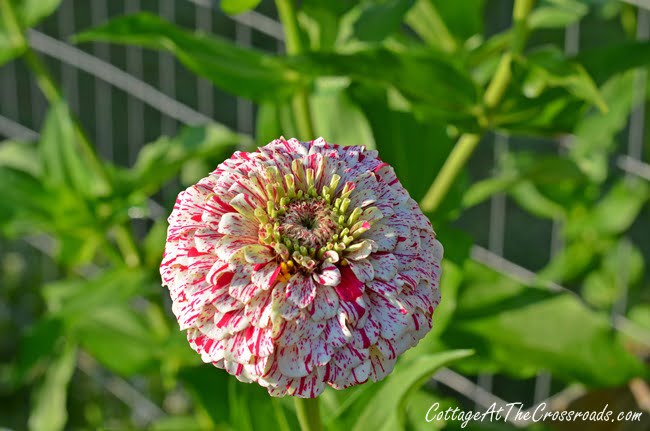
[0,0,649,426]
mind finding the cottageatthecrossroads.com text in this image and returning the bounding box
[426,402,644,428]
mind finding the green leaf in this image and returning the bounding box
[220,0,261,15]
[519,46,607,113]
[569,72,637,182]
[178,366,231,427]
[76,305,160,376]
[350,350,473,431]
[0,0,63,65]
[27,342,77,431]
[39,102,106,196]
[42,268,154,324]
[529,0,589,29]
[0,140,41,176]
[293,48,479,125]
[580,178,649,237]
[310,79,375,148]
[347,84,455,202]
[442,261,646,386]
[0,166,54,235]
[538,239,600,283]
[130,124,244,196]
[75,13,303,101]
[338,0,416,44]
[406,0,485,51]
[575,41,650,85]
[14,318,64,383]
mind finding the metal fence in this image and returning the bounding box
[0,0,649,427]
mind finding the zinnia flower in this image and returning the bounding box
[160,137,442,397]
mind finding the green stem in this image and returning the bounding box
[294,398,323,431]
[405,0,458,53]
[419,0,536,213]
[114,225,142,268]
[275,0,315,140]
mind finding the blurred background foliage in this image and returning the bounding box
[0,0,649,430]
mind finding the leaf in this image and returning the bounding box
[519,46,607,113]
[42,268,155,324]
[220,0,261,15]
[529,0,589,29]
[39,102,107,196]
[0,0,63,66]
[583,178,649,236]
[75,13,303,101]
[178,366,231,428]
[310,79,376,148]
[406,0,485,51]
[292,48,479,125]
[14,318,64,383]
[338,0,416,44]
[575,41,650,85]
[0,166,54,235]
[0,140,41,176]
[569,72,637,182]
[27,342,77,431]
[130,124,244,196]
[442,261,646,386]
[76,305,160,376]
[347,84,455,202]
[350,350,473,431]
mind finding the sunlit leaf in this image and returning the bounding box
[75,13,304,101]
[220,0,261,15]
[27,342,76,431]
[442,261,645,386]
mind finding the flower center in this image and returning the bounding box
[277,199,338,251]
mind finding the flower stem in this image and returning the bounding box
[275,0,315,140]
[294,397,323,431]
[419,0,536,213]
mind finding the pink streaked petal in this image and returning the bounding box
[308,285,339,321]
[361,223,398,251]
[368,253,399,281]
[287,371,327,398]
[215,236,256,263]
[351,316,381,349]
[277,344,313,378]
[251,262,282,290]
[286,272,317,308]
[365,279,400,297]
[368,293,411,340]
[322,316,351,349]
[314,262,340,286]
[335,265,364,302]
[229,268,263,304]
[345,239,373,261]
[217,212,259,238]
[243,244,275,264]
[229,192,259,220]
[348,259,374,283]
[245,325,274,357]
[368,345,396,382]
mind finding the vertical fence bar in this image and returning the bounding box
[476,133,509,406]
[57,0,79,111]
[612,7,649,320]
[125,0,144,165]
[91,0,114,160]
[160,1,177,136]
[0,63,19,121]
[195,1,214,119]
[235,23,254,135]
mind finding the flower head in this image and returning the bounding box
[160,137,442,397]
